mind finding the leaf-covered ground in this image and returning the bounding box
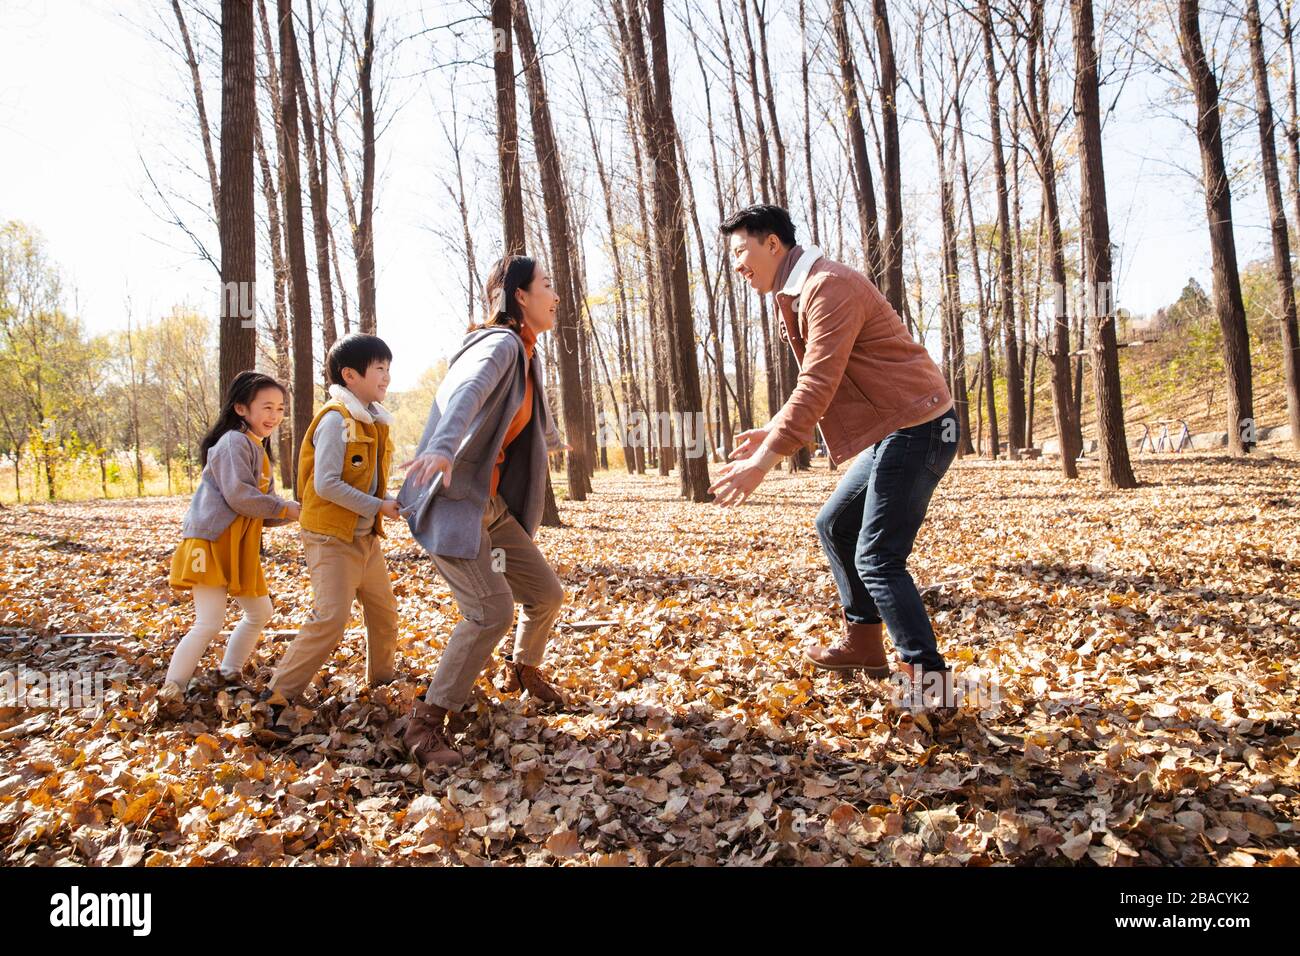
[1,452,1298,866]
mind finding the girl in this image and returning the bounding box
[397,255,568,770]
[162,370,300,700]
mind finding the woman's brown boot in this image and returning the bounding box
[511,661,566,706]
[403,700,462,769]
[804,611,890,678]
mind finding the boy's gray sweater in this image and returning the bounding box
[180,429,294,541]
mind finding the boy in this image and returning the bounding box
[267,333,400,705]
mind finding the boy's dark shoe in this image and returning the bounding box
[404,700,463,769]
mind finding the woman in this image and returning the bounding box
[397,255,569,770]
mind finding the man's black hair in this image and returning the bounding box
[327,332,393,386]
[718,203,797,247]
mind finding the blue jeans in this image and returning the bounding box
[814,407,958,672]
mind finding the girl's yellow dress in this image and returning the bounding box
[169,432,276,598]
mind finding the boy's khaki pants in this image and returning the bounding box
[270,530,398,700]
[425,494,564,712]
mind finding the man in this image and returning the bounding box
[709,204,959,684]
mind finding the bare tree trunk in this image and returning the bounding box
[515,0,591,499]
[1282,0,1300,236]
[1071,291,1085,429]
[752,0,788,206]
[1024,0,1080,477]
[493,0,526,257]
[832,0,881,278]
[734,0,783,438]
[254,114,295,489]
[750,0,807,468]
[977,0,1025,458]
[954,66,999,457]
[295,4,337,357]
[627,0,712,500]
[172,0,220,221]
[712,0,759,433]
[325,29,360,333]
[689,4,752,431]
[873,0,905,313]
[614,5,672,476]
[572,251,601,473]
[219,0,257,389]
[355,0,377,333]
[679,130,733,458]
[1026,225,1041,449]
[1073,0,1135,486]
[1247,0,1300,450]
[736,0,775,204]
[126,315,145,497]
[276,0,315,489]
[940,173,975,457]
[577,65,640,470]
[443,103,481,324]
[911,11,975,456]
[799,0,820,248]
[330,226,352,335]
[1177,0,1255,455]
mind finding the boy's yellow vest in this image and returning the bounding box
[298,400,391,540]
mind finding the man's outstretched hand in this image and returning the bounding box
[709,457,769,507]
[729,427,769,460]
[711,430,783,507]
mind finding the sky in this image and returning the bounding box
[0,0,1282,392]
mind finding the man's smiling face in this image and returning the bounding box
[730,229,786,295]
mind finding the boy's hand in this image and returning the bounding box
[379,498,401,520]
[283,501,302,521]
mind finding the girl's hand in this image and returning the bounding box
[283,500,302,521]
[379,498,401,520]
[401,452,454,491]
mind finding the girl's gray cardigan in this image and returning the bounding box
[179,429,294,540]
[398,326,563,560]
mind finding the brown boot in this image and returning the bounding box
[403,700,462,769]
[511,662,566,707]
[804,611,890,678]
[497,656,521,694]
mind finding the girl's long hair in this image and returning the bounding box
[472,255,537,335]
[198,371,288,467]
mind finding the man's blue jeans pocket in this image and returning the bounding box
[924,408,959,479]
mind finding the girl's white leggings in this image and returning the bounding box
[165,585,274,686]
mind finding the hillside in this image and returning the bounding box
[1004,310,1296,452]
